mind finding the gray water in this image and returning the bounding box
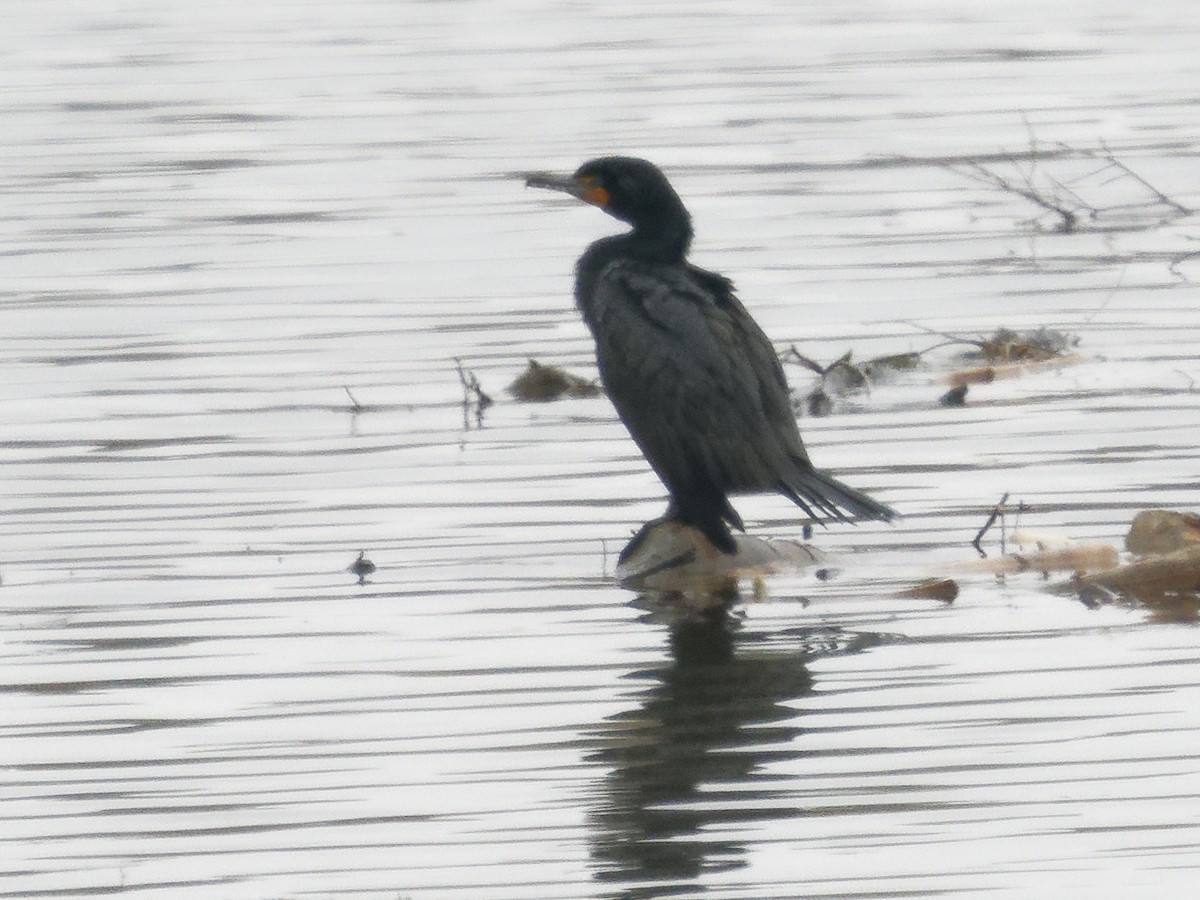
[4,2,1200,898]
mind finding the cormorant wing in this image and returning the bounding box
[584,259,806,495]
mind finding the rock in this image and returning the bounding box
[1125,509,1200,555]
[615,518,823,594]
[507,359,602,401]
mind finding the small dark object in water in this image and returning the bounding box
[899,577,959,603]
[526,157,895,552]
[349,550,376,584]
[508,359,602,401]
[805,388,833,418]
[821,352,868,396]
[940,384,969,407]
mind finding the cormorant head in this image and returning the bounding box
[526,156,693,244]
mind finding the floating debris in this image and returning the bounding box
[784,348,867,396]
[940,384,969,407]
[508,359,602,401]
[938,326,1082,389]
[959,496,1118,576]
[898,578,959,603]
[786,346,928,417]
[805,388,833,418]
[1125,509,1200,556]
[821,352,869,396]
[349,550,376,585]
[943,353,1083,390]
[897,321,1083,393]
[861,351,922,379]
[1068,547,1200,622]
[1064,509,1200,621]
[967,542,1120,576]
[977,326,1079,362]
[784,347,873,416]
[956,506,1200,621]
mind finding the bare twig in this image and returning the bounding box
[1168,251,1200,283]
[453,357,493,429]
[899,321,987,350]
[1083,267,1125,324]
[950,129,1189,235]
[782,344,827,375]
[957,161,1080,232]
[972,492,1010,557]
[1092,140,1191,215]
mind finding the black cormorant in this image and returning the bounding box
[526,156,895,553]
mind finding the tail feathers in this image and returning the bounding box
[781,464,897,524]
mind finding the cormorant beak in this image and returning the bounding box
[524,172,610,208]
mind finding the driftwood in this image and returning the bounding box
[954,542,1119,576]
[942,353,1082,389]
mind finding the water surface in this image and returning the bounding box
[4,2,1200,898]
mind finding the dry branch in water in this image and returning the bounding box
[1077,141,1191,216]
[906,324,1082,390]
[948,132,1189,232]
[453,357,492,429]
[957,160,1087,232]
[781,345,921,416]
[958,507,1200,622]
[972,492,1011,555]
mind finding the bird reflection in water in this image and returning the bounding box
[583,585,882,897]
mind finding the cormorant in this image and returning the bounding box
[526,156,895,553]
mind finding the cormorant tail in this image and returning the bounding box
[780,462,897,524]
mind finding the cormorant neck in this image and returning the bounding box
[630,213,693,262]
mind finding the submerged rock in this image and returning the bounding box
[1043,510,1200,621]
[1125,509,1200,556]
[508,359,602,401]
[615,517,824,595]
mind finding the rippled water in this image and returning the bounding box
[4,2,1200,898]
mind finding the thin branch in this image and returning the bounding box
[1094,140,1191,215]
[957,162,1078,231]
[453,357,493,430]
[972,492,1010,557]
[898,321,986,349]
[782,344,828,376]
